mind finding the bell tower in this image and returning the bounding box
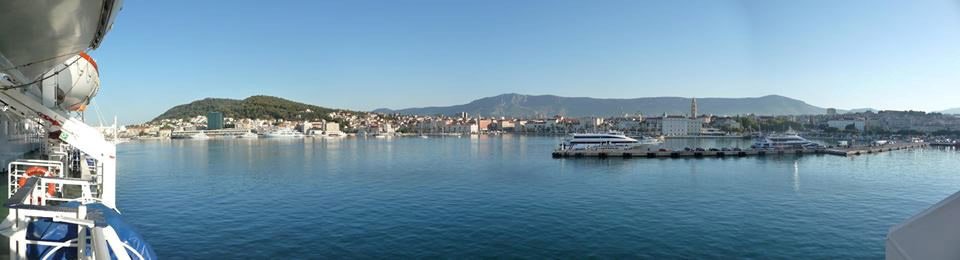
[690,97,698,119]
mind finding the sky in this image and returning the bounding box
[88,0,960,124]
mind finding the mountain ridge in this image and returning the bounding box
[940,108,960,114]
[374,93,830,117]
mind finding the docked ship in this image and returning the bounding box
[189,132,210,139]
[751,130,820,149]
[237,132,259,139]
[171,131,210,140]
[561,131,662,150]
[263,128,305,138]
[0,1,156,259]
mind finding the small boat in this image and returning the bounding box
[420,135,429,139]
[324,131,347,138]
[237,132,259,138]
[263,129,304,138]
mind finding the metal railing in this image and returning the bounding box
[1,176,117,259]
[7,159,64,200]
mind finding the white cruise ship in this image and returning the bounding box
[0,1,157,259]
[751,130,820,149]
[562,131,662,150]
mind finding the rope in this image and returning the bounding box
[1,55,84,91]
[0,50,82,74]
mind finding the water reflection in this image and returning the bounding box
[115,136,960,259]
[793,160,800,192]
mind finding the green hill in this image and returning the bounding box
[151,95,358,122]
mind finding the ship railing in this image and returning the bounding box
[47,146,69,164]
[1,177,134,260]
[7,160,65,198]
[55,145,104,196]
[7,173,100,207]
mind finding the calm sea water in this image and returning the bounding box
[116,136,960,258]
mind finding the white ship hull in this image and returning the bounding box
[562,131,662,150]
[263,129,305,138]
[264,134,304,138]
[238,132,259,138]
[751,132,820,149]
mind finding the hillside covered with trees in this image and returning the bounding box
[151,95,359,122]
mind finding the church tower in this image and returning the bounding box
[690,97,698,119]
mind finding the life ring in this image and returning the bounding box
[18,166,56,196]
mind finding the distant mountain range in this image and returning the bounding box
[941,108,960,114]
[153,93,903,122]
[374,93,831,117]
[151,95,359,122]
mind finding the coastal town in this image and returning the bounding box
[5,1,960,259]
[118,99,960,140]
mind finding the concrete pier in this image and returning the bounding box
[929,142,960,148]
[552,142,927,159]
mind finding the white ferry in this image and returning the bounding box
[0,1,157,259]
[562,131,662,150]
[751,130,820,149]
[263,128,305,138]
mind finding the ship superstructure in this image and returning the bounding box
[0,1,156,259]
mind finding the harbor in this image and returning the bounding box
[552,142,928,159]
[114,135,960,258]
[5,0,960,258]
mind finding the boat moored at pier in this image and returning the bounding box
[238,132,259,138]
[751,130,821,149]
[263,128,305,138]
[561,131,662,150]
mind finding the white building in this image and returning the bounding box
[662,116,687,136]
[522,120,547,133]
[324,122,342,135]
[446,123,478,134]
[713,117,742,130]
[687,118,702,135]
[584,117,604,129]
[660,115,703,137]
[616,120,642,131]
[828,119,866,132]
[642,117,663,135]
[382,123,396,134]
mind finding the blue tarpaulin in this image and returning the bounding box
[25,202,157,260]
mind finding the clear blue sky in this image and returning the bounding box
[88,0,960,124]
